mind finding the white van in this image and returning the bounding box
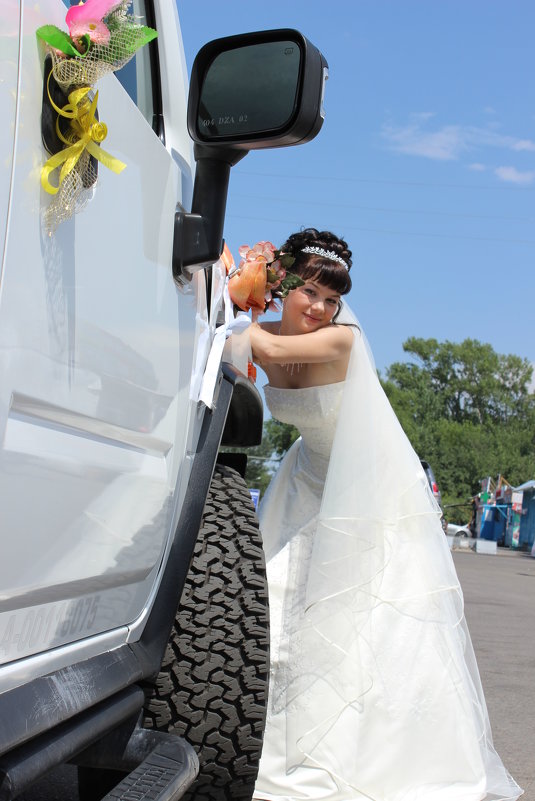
[0,2,327,798]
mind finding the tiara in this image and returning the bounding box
[300,246,349,270]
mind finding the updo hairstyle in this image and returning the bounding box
[280,228,352,296]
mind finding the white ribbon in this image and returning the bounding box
[198,281,251,409]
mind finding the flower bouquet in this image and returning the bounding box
[36,0,157,230]
[228,241,303,317]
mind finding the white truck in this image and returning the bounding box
[0,1,327,799]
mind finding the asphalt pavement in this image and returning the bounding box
[452,548,535,800]
[18,547,535,801]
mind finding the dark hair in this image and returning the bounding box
[279,228,352,295]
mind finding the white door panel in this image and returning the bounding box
[0,1,200,664]
[0,1,19,283]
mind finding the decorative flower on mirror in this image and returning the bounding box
[227,241,303,315]
[36,0,157,231]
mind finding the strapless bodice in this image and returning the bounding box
[263,382,344,464]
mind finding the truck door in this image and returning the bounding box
[0,0,203,663]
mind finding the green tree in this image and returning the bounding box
[265,418,299,456]
[382,338,535,521]
[386,337,533,425]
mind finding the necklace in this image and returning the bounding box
[278,325,302,375]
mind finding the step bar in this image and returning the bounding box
[0,685,198,801]
[102,739,198,800]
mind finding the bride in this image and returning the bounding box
[233,228,522,801]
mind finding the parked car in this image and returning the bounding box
[420,459,442,506]
[447,523,471,538]
[420,459,447,531]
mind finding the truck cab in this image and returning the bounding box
[0,3,327,798]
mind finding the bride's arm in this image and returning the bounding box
[249,323,353,366]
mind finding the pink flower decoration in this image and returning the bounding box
[239,241,276,266]
[266,297,281,313]
[66,0,122,45]
[270,260,286,279]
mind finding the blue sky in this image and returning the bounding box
[178,1,534,376]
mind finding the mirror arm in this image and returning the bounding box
[173,145,248,280]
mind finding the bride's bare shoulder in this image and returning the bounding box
[322,323,354,352]
[332,323,354,341]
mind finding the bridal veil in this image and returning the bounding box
[279,303,522,800]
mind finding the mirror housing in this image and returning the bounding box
[188,29,328,149]
[173,29,328,279]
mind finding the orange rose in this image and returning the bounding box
[221,243,235,274]
[228,258,267,312]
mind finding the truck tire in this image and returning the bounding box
[143,463,269,801]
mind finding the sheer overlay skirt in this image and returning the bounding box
[253,308,522,801]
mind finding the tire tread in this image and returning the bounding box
[143,465,269,801]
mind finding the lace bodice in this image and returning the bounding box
[263,382,344,464]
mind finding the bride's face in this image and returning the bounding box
[282,280,341,334]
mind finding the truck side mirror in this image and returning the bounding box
[173,29,328,280]
[189,29,327,149]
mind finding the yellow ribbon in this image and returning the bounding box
[41,78,126,195]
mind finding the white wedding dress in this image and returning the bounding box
[253,314,522,801]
